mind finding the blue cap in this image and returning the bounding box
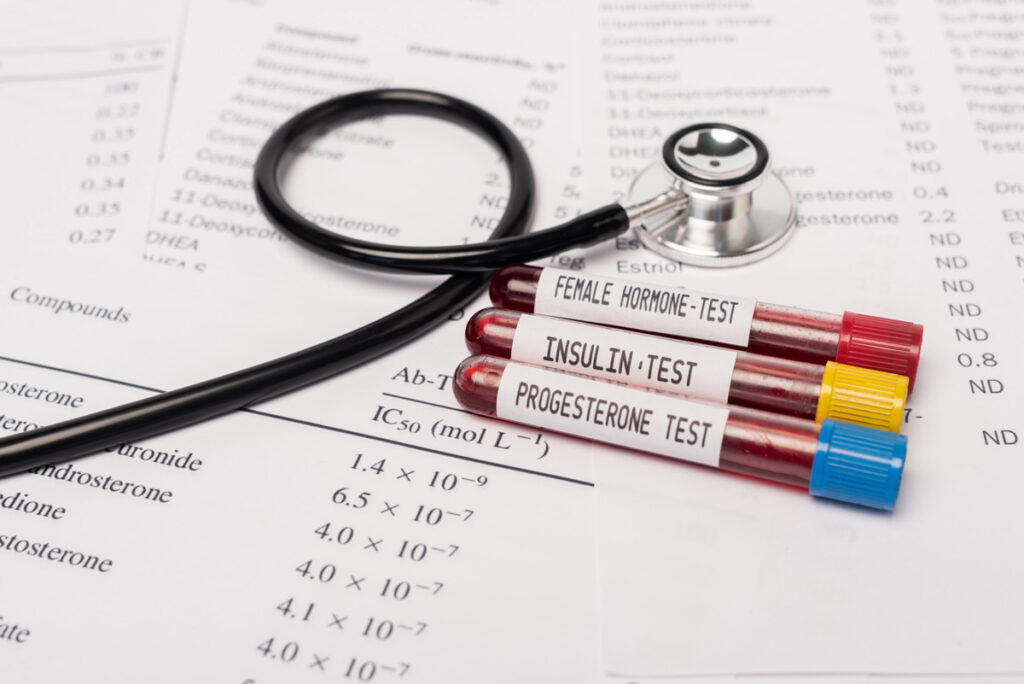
[810,419,907,511]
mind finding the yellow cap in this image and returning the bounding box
[815,361,908,433]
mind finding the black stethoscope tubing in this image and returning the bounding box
[0,89,630,477]
[257,89,629,272]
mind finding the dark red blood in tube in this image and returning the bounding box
[466,308,824,419]
[748,302,843,364]
[488,264,922,390]
[453,355,818,488]
[489,264,542,314]
[728,353,824,418]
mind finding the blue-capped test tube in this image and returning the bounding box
[454,355,908,510]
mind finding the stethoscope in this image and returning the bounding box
[0,89,795,477]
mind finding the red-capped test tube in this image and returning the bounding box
[490,265,924,390]
[454,355,907,510]
[466,308,908,432]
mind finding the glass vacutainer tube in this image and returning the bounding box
[454,355,907,510]
[466,308,908,432]
[489,264,924,390]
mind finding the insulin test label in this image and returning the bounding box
[533,269,757,347]
[496,361,728,467]
[511,313,738,404]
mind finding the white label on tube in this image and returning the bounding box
[510,313,738,404]
[495,361,728,467]
[533,269,757,347]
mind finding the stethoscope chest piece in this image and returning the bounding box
[629,123,795,267]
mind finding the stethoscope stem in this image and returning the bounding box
[622,188,689,225]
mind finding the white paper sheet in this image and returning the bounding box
[602,676,1024,684]
[4,0,1024,680]
[0,0,182,289]
[0,1,604,681]
[584,0,1024,676]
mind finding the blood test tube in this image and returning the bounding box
[454,355,907,510]
[489,264,924,390]
[466,308,908,432]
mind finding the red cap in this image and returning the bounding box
[836,312,923,391]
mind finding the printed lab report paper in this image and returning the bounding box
[2,0,1023,681]
[584,0,1024,676]
[0,0,182,275]
[602,677,1024,684]
[0,1,603,681]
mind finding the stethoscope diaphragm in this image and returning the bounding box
[629,123,796,267]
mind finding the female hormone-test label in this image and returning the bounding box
[495,361,728,467]
[533,269,757,347]
[510,314,738,404]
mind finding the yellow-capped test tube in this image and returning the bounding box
[466,308,909,432]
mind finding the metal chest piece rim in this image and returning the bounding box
[629,122,796,268]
